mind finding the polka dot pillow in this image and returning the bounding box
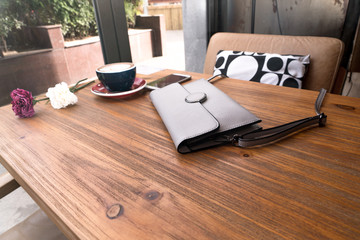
[213,50,310,89]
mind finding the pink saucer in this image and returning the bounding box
[91,78,147,98]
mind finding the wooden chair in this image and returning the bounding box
[0,172,20,199]
[0,171,66,240]
[203,32,345,93]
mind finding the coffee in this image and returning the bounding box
[96,62,136,92]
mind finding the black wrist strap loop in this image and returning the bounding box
[235,88,327,148]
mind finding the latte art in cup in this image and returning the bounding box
[98,63,135,73]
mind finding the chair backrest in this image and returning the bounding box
[204,33,344,93]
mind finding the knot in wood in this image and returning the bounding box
[145,191,160,201]
[335,104,355,111]
[106,204,123,219]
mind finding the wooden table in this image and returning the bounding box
[0,70,359,239]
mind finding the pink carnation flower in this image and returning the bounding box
[10,78,94,118]
[10,89,35,118]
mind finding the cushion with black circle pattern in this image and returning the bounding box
[213,50,310,89]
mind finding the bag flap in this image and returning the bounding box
[183,79,261,133]
[150,82,220,151]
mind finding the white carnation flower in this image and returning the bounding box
[46,82,78,109]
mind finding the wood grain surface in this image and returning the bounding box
[0,70,359,239]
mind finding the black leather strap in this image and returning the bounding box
[234,88,327,147]
[206,75,328,148]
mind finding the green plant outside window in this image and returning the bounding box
[0,0,142,53]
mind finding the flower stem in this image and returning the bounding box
[70,78,93,92]
[72,80,95,92]
[33,97,49,105]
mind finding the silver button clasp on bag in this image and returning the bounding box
[185,92,207,103]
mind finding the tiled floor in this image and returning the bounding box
[137,30,186,71]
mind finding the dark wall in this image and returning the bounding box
[183,0,359,73]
